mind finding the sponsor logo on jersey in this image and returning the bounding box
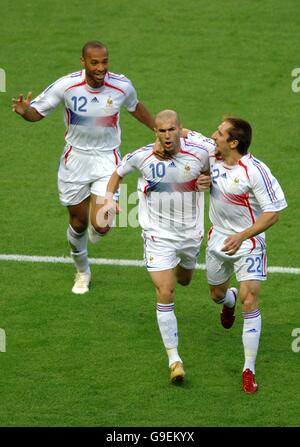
[91,97,99,103]
[168,161,176,168]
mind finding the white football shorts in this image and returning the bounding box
[143,232,203,272]
[58,144,121,206]
[206,228,267,284]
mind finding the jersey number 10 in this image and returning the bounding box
[150,162,166,178]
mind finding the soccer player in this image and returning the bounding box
[104,110,213,383]
[187,118,287,393]
[12,41,154,295]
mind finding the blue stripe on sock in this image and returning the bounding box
[156,304,174,312]
[242,309,260,319]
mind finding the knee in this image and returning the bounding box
[70,218,88,234]
[157,287,174,302]
[176,267,193,286]
[241,293,257,312]
[177,277,191,286]
[92,224,112,236]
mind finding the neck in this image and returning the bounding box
[223,151,244,166]
[153,143,180,160]
[85,73,104,89]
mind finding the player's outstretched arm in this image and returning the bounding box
[129,102,155,131]
[95,171,124,228]
[105,170,124,215]
[12,92,44,122]
[106,170,123,198]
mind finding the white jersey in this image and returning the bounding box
[30,70,138,151]
[187,131,288,238]
[117,135,214,240]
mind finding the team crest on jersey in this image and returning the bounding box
[106,96,113,108]
[184,163,191,176]
[230,176,240,193]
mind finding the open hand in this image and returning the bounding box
[12,91,32,115]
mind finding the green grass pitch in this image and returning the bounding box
[0,0,300,427]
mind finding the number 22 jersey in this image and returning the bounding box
[187,131,288,238]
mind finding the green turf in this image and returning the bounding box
[0,263,299,426]
[1,0,300,427]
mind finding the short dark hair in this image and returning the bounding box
[82,41,107,57]
[224,117,252,155]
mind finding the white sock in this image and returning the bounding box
[67,225,90,274]
[242,309,261,374]
[216,287,237,308]
[156,303,182,367]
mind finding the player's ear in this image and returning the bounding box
[80,56,85,67]
[230,139,239,150]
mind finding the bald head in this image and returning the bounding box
[154,109,181,157]
[155,110,181,128]
[82,40,107,57]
